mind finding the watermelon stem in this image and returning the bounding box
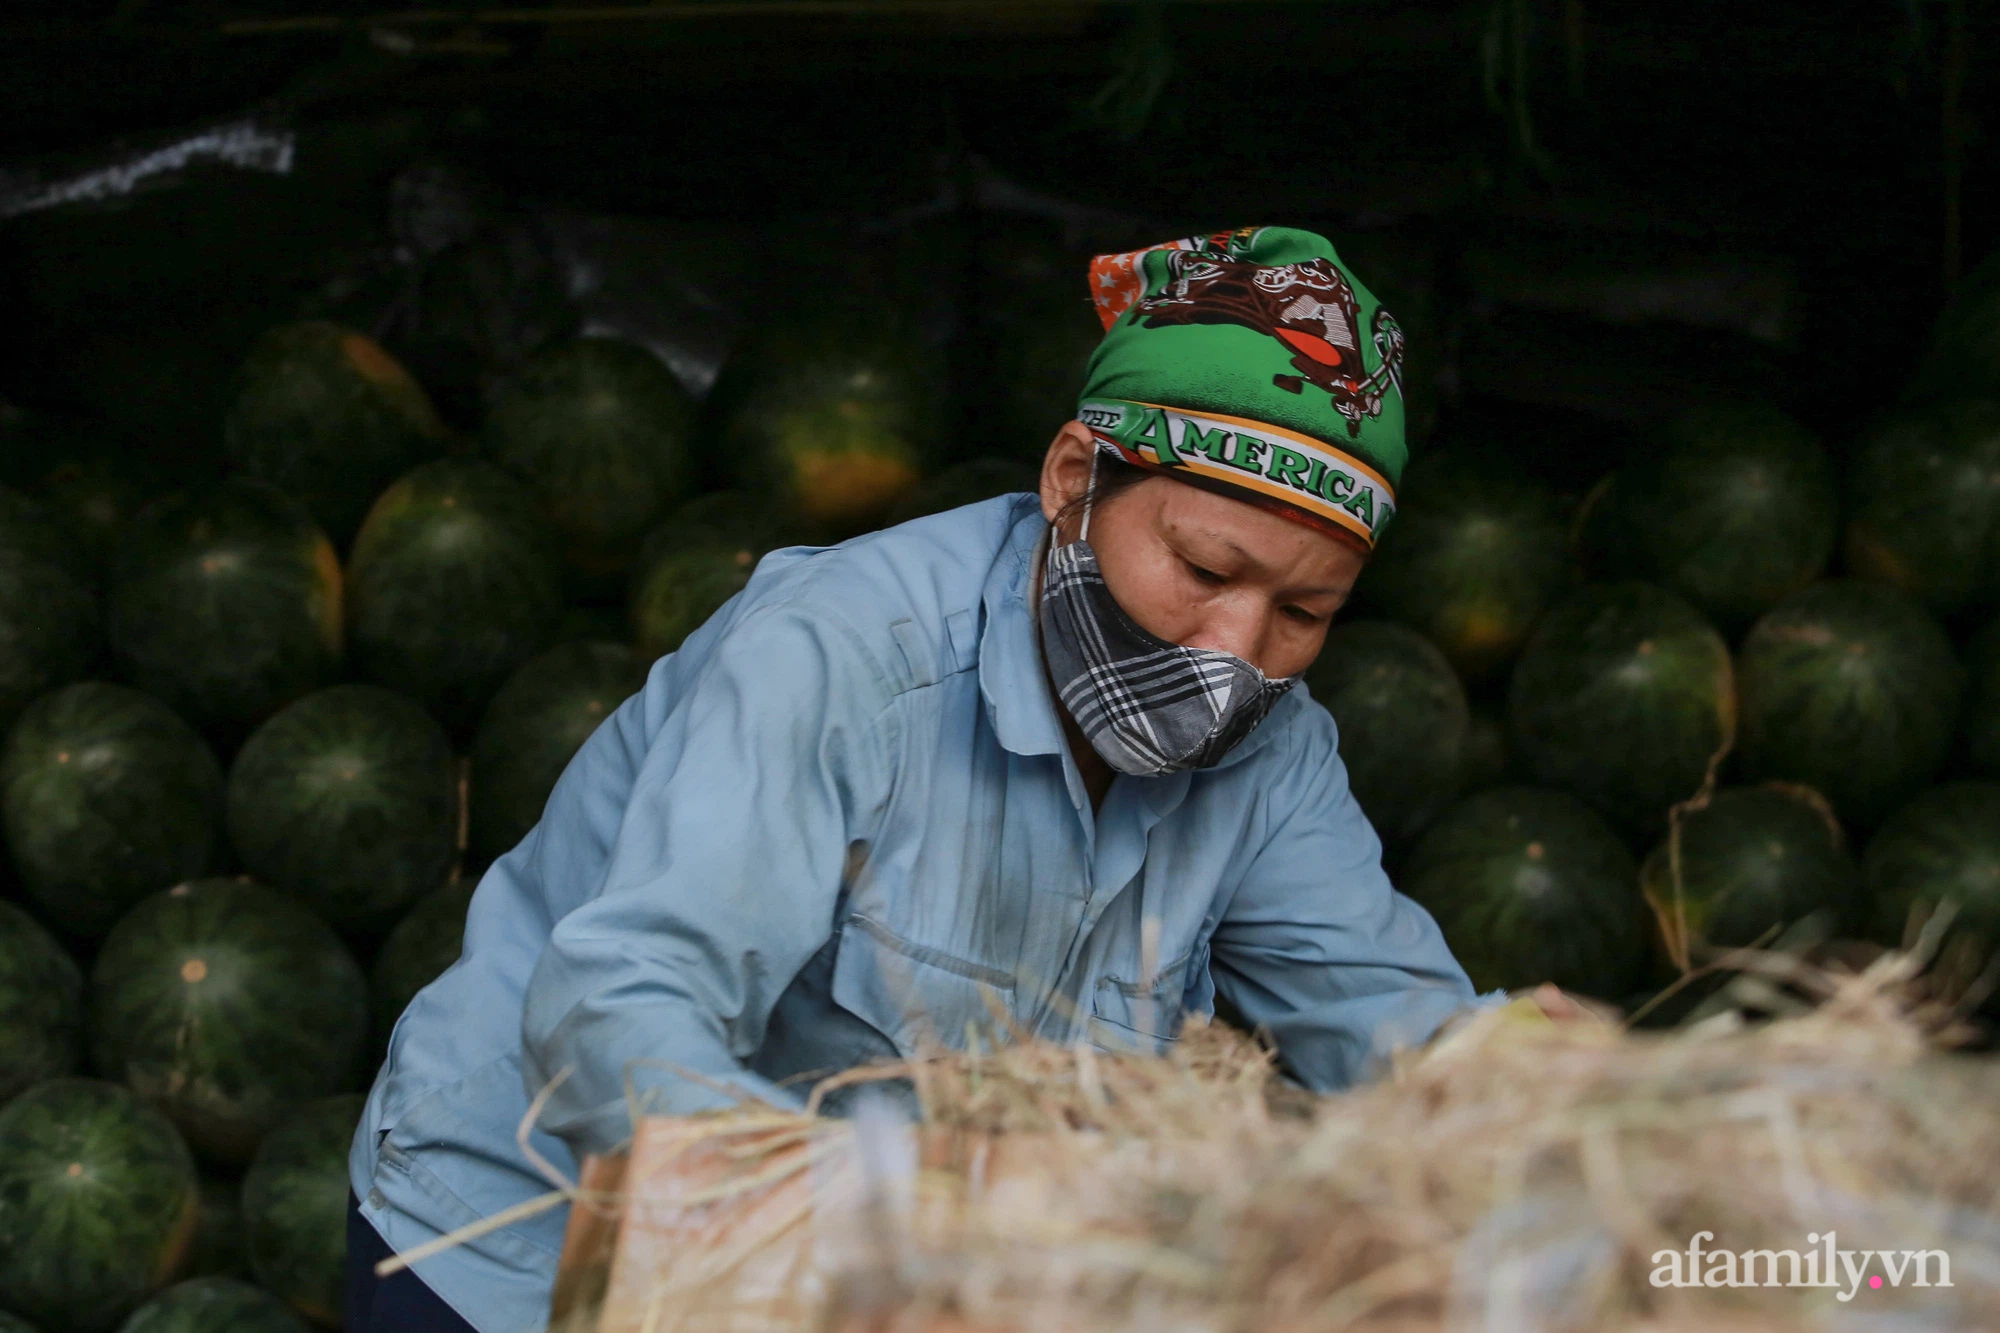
[1619,924,1782,1030]
[1650,737,1737,976]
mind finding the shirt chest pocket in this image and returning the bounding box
[830,912,1019,1054]
[1088,939,1209,1054]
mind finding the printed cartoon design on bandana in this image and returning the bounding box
[1078,225,1410,545]
[1135,251,1405,438]
[1087,226,1260,329]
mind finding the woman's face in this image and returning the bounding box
[1038,421,1365,679]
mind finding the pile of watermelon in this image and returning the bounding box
[1318,307,2000,1019]
[0,247,1047,1328]
[5,205,2000,1331]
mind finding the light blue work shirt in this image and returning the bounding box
[350,492,1495,1333]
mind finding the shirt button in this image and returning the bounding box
[367,1188,386,1209]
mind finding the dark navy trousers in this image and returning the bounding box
[345,1193,481,1333]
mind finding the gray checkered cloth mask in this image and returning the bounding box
[1039,534,1297,777]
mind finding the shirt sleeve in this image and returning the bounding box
[1209,723,1506,1092]
[518,603,896,1157]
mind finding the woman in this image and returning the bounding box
[346,227,1546,1333]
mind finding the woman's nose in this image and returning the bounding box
[1184,603,1271,670]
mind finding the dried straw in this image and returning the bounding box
[504,938,2000,1333]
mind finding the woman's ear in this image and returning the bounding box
[1040,421,1098,530]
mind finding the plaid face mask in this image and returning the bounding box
[1039,530,1297,778]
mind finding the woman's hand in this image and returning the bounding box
[1428,983,1618,1053]
[1518,981,1622,1024]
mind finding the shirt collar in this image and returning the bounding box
[975,494,1302,773]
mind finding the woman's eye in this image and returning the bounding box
[1283,605,1321,625]
[1186,561,1226,585]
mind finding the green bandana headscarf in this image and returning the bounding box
[1077,226,1406,548]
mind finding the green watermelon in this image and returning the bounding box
[624,493,791,662]
[1842,399,2000,621]
[0,1078,199,1333]
[1397,786,1647,1000]
[0,486,100,733]
[226,686,457,933]
[1736,581,1963,829]
[370,878,476,1043]
[222,323,449,550]
[485,337,697,580]
[634,491,789,561]
[629,545,759,662]
[183,1178,248,1281]
[1638,784,1857,960]
[1578,403,1837,632]
[106,480,343,742]
[1,683,224,939]
[1354,451,1573,683]
[706,321,942,541]
[0,901,83,1103]
[115,1276,308,1333]
[1863,782,2000,964]
[36,452,169,575]
[346,461,563,736]
[886,458,1041,525]
[1303,621,1468,851]
[242,1094,362,1328]
[470,642,647,861]
[400,211,580,416]
[1967,616,2000,777]
[88,879,368,1165]
[1507,582,1735,838]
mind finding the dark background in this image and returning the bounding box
[1,0,1993,492]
